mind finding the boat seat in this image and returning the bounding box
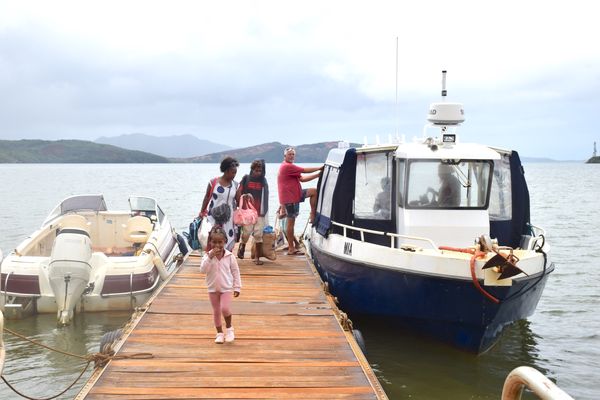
[59,214,91,235]
[123,216,153,244]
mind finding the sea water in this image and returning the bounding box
[0,163,599,399]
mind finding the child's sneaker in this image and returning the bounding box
[215,332,225,344]
[225,327,235,343]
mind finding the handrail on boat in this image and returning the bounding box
[1,310,5,375]
[528,223,546,237]
[501,366,573,400]
[330,221,440,253]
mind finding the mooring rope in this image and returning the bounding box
[1,361,91,400]
[1,327,153,399]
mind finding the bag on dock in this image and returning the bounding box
[273,215,287,250]
[183,217,202,250]
[198,219,213,251]
[250,227,277,261]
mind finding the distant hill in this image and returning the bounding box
[0,139,169,163]
[95,133,231,158]
[174,141,355,163]
[521,157,583,163]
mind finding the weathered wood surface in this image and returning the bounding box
[78,247,387,399]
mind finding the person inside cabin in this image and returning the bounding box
[200,226,242,344]
[373,176,392,218]
[235,159,269,264]
[277,146,323,256]
[429,163,461,207]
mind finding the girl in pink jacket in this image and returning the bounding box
[200,226,242,343]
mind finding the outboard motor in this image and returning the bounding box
[48,215,92,326]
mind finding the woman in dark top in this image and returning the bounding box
[236,159,269,264]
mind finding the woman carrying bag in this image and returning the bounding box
[199,157,240,252]
[235,159,269,264]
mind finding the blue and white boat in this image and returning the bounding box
[307,72,553,353]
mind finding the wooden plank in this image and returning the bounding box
[77,249,388,399]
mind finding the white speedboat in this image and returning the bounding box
[308,72,553,353]
[0,195,188,325]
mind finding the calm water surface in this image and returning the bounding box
[0,163,599,399]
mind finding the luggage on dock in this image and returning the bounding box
[183,217,202,250]
[250,227,277,261]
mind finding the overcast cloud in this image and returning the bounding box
[0,0,598,159]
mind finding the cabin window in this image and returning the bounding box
[489,155,512,220]
[406,160,492,209]
[354,152,393,220]
[397,160,406,208]
[317,165,339,221]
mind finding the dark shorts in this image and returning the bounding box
[284,189,307,219]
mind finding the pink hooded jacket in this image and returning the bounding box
[200,250,242,293]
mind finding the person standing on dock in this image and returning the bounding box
[236,159,269,264]
[199,157,240,251]
[277,147,322,256]
[200,226,242,344]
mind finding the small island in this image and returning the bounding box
[586,142,599,164]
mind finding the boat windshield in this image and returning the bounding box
[129,196,164,223]
[43,195,107,225]
[406,160,492,209]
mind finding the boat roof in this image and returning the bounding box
[325,138,501,165]
[393,140,501,160]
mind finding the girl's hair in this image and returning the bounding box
[220,157,240,173]
[209,225,227,241]
[250,159,262,171]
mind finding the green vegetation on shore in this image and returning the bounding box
[0,139,355,163]
[0,140,169,163]
[172,141,355,163]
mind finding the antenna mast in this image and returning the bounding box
[395,37,399,136]
[441,70,447,100]
[395,36,400,138]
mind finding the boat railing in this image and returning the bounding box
[529,223,546,238]
[330,221,441,253]
[1,310,5,375]
[501,366,573,400]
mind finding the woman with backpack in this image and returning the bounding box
[235,159,269,264]
[199,157,240,251]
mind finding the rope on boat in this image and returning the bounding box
[1,326,153,399]
[469,251,500,304]
[439,246,500,304]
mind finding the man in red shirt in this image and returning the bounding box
[277,147,322,255]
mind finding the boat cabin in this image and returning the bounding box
[314,138,531,250]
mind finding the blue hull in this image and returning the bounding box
[310,244,553,353]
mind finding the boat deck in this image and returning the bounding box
[76,246,387,399]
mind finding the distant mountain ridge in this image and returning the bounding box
[0,139,168,163]
[1,138,579,164]
[95,133,231,158]
[175,141,357,163]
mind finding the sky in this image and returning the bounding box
[0,0,598,160]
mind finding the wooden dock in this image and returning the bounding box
[76,246,388,399]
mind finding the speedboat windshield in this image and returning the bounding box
[129,197,157,213]
[406,160,493,209]
[129,196,165,223]
[43,195,107,225]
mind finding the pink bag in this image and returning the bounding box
[233,195,258,226]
